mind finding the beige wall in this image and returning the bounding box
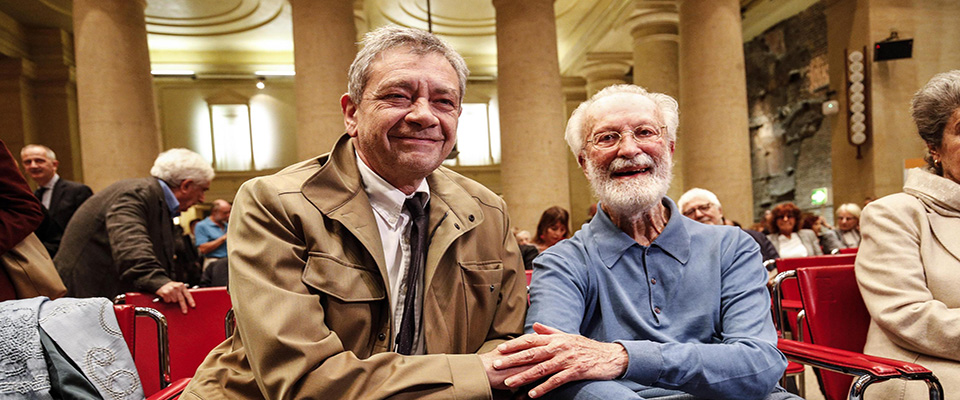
[154,78,297,203]
[828,0,960,206]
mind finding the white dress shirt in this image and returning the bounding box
[355,151,430,354]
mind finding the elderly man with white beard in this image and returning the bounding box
[489,85,795,400]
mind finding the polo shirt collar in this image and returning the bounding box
[592,197,691,268]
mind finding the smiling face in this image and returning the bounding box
[579,94,674,216]
[342,47,461,193]
[776,214,797,233]
[681,197,723,225]
[20,147,58,186]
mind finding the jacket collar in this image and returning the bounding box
[300,134,485,289]
[903,167,960,260]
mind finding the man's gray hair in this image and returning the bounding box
[21,144,56,160]
[677,188,722,212]
[564,84,679,157]
[835,203,862,219]
[150,148,215,187]
[912,70,960,172]
[347,25,469,105]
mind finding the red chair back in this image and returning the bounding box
[525,270,533,286]
[796,265,867,400]
[775,254,857,340]
[838,247,859,254]
[117,287,232,394]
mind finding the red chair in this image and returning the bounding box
[116,287,232,394]
[777,265,943,399]
[771,254,857,340]
[838,247,858,254]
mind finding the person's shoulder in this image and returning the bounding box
[432,166,502,204]
[242,158,321,194]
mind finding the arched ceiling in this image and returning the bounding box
[0,0,817,79]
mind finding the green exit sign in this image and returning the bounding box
[811,188,828,206]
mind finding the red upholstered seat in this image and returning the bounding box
[116,287,232,394]
[772,254,857,340]
[776,265,944,400]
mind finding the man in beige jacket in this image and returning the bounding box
[182,26,528,399]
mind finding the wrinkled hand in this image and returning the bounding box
[480,348,537,391]
[155,281,196,314]
[492,323,629,398]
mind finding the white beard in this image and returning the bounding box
[585,151,673,218]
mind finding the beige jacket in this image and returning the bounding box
[182,135,527,399]
[856,167,960,399]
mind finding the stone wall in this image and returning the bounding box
[744,3,833,223]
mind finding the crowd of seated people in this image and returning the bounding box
[2,25,959,399]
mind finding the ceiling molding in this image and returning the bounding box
[145,0,285,36]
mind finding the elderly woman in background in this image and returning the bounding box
[532,206,570,253]
[856,70,960,399]
[766,202,822,258]
[829,203,861,250]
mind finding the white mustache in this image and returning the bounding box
[607,153,655,172]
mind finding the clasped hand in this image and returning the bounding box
[482,323,628,398]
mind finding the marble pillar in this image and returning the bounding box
[629,1,683,200]
[494,0,570,232]
[580,53,632,96]
[678,0,753,224]
[291,0,357,160]
[74,0,159,191]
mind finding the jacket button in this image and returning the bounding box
[469,215,475,222]
[650,278,657,284]
[654,307,661,314]
[489,284,495,292]
[377,333,386,341]
[454,223,460,230]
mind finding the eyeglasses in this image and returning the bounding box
[778,215,796,220]
[682,203,713,217]
[584,124,666,150]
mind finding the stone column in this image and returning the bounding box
[678,0,753,224]
[74,0,159,191]
[28,28,81,181]
[562,77,593,231]
[629,1,683,199]
[291,0,357,160]
[580,53,631,96]
[494,0,570,232]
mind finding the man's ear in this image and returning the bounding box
[51,159,60,170]
[577,153,586,169]
[670,141,676,154]
[176,179,194,194]
[341,93,359,137]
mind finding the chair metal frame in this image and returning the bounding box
[774,266,944,400]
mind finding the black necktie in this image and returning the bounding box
[396,193,428,355]
[35,187,48,206]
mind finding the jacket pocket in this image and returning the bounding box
[302,252,385,302]
[459,260,503,345]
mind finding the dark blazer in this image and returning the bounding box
[54,178,177,298]
[743,228,779,262]
[33,178,93,257]
[47,178,93,230]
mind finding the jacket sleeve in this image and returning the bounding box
[0,139,44,253]
[108,186,172,293]
[819,230,843,254]
[228,178,493,400]
[855,199,960,362]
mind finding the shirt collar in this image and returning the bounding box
[156,178,180,216]
[590,197,690,268]
[355,151,430,227]
[43,174,60,189]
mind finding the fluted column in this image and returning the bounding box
[629,1,682,199]
[291,0,357,160]
[494,0,570,232]
[562,77,593,230]
[678,0,753,223]
[74,0,159,191]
